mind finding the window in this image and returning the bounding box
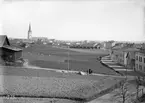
[136,56,138,61]
[140,57,142,62]
[144,58,145,63]
[139,65,142,71]
[144,67,145,72]
[139,57,142,62]
[136,64,138,70]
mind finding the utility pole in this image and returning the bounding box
[144,1,145,36]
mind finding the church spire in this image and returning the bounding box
[28,23,32,39]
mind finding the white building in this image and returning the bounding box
[135,51,145,72]
[123,48,139,69]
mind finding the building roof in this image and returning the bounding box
[93,43,100,47]
[137,50,145,55]
[0,35,10,47]
[112,46,139,53]
[133,44,142,48]
[112,46,123,50]
[111,43,124,50]
[80,43,94,47]
[122,48,140,52]
[3,45,22,51]
[31,37,48,41]
[22,39,34,43]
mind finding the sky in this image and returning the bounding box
[0,0,145,42]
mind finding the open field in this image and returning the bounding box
[67,48,109,54]
[1,43,124,102]
[0,66,123,101]
[22,44,117,75]
[0,97,83,103]
[0,97,82,103]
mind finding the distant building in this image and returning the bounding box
[111,48,124,65]
[135,50,145,72]
[48,39,55,43]
[21,39,34,44]
[28,23,32,39]
[103,41,114,49]
[31,37,48,42]
[0,35,22,63]
[134,43,142,49]
[93,43,101,49]
[111,41,117,47]
[27,23,48,42]
[110,44,123,62]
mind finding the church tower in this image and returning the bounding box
[28,23,32,39]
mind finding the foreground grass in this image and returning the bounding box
[0,97,83,103]
[0,66,122,101]
[0,75,120,99]
[0,75,123,103]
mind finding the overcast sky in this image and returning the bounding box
[0,0,145,42]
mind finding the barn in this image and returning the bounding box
[0,35,22,62]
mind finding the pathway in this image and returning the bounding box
[100,55,145,103]
[0,65,127,78]
[101,55,141,77]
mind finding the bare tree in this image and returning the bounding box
[135,76,141,99]
[135,76,145,100]
[110,79,133,103]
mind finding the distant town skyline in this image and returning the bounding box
[0,0,145,42]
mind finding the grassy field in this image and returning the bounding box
[0,43,123,103]
[0,97,83,103]
[22,44,117,75]
[0,66,122,100]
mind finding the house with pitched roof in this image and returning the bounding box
[0,35,22,63]
[110,44,124,63]
[103,41,115,49]
[123,48,140,69]
[110,44,140,69]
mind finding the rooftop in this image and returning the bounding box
[137,50,145,55]
[122,48,140,52]
[0,35,10,47]
[3,45,22,51]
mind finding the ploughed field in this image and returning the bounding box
[22,44,117,75]
[0,66,123,102]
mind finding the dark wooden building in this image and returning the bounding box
[0,35,22,62]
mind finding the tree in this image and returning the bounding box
[110,79,133,103]
[135,76,145,100]
[135,77,141,99]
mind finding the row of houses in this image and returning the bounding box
[110,45,145,73]
[69,43,102,49]
[68,41,131,49]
